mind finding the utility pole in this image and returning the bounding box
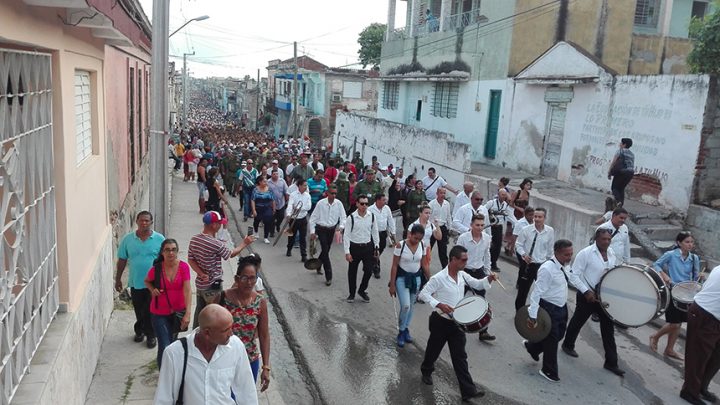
[293,41,298,139]
[149,0,170,236]
[256,68,260,130]
[182,51,195,135]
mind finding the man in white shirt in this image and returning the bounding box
[524,239,574,383]
[514,208,555,310]
[268,169,288,238]
[418,245,495,401]
[368,193,396,279]
[453,191,489,234]
[456,214,495,342]
[453,182,474,217]
[266,159,284,179]
[285,179,312,261]
[422,167,458,201]
[429,187,453,269]
[154,304,258,405]
[681,265,720,404]
[512,206,535,288]
[285,155,298,182]
[309,185,346,285]
[597,207,631,263]
[484,189,517,271]
[343,195,380,303]
[562,228,624,377]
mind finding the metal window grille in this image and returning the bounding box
[0,48,59,405]
[382,82,399,110]
[431,82,459,118]
[75,70,92,165]
[634,0,661,27]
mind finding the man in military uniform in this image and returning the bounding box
[405,179,427,230]
[221,152,241,197]
[352,169,382,209]
[351,151,365,176]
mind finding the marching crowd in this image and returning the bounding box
[114,97,720,404]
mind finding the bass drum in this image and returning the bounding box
[596,264,669,328]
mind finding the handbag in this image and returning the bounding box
[609,152,625,176]
[162,265,187,334]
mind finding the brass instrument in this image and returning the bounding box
[388,233,397,247]
[304,237,322,270]
[273,201,303,246]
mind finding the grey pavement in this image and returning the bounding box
[85,173,292,404]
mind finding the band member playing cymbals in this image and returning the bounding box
[418,245,496,402]
[524,239,573,383]
[562,228,624,377]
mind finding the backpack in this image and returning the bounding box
[350,212,375,232]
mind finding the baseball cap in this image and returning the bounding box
[203,211,228,225]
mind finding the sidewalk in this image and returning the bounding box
[85,173,285,404]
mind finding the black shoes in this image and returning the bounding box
[325,280,332,286]
[462,389,485,402]
[286,249,292,257]
[538,369,560,382]
[134,333,144,343]
[316,269,323,275]
[358,291,370,302]
[491,266,500,272]
[523,340,539,362]
[604,364,625,377]
[146,337,157,349]
[301,256,307,263]
[701,390,718,403]
[681,390,707,405]
[346,295,354,303]
[373,272,381,279]
[421,374,433,385]
[478,331,496,341]
[561,345,579,358]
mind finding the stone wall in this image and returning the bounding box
[686,204,720,268]
[694,77,720,206]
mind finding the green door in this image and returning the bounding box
[484,90,501,159]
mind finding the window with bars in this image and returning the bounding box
[431,82,459,118]
[634,0,661,28]
[75,70,93,165]
[382,81,399,110]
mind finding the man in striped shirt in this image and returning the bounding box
[188,211,255,328]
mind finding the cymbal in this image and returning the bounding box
[304,258,322,270]
[514,305,551,343]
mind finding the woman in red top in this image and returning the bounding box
[144,239,192,368]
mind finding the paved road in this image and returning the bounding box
[222,190,717,405]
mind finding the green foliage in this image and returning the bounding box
[357,23,386,69]
[426,60,471,75]
[387,62,425,76]
[687,1,720,74]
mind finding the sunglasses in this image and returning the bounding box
[357,202,368,206]
[329,192,337,195]
[163,248,179,253]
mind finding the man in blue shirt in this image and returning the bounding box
[307,169,328,213]
[115,211,165,348]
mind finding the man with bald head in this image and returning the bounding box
[453,191,489,235]
[155,304,259,404]
[485,189,517,271]
[453,182,475,217]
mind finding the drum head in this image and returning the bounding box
[599,266,659,327]
[673,281,703,303]
[453,296,488,324]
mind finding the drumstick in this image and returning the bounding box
[391,296,400,332]
[453,300,473,311]
[491,272,507,292]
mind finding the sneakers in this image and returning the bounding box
[539,369,560,382]
[523,340,539,362]
[373,272,381,279]
[346,295,355,303]
[403,329,414,343]
[358,291,370,302]
[146,337,157,349]
[133,333,144,343]
[680,391,706,405]
[264,238,270,244]
[325,280,332,286]
[396,331,406,348]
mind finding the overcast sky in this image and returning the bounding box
[139,0,407,78]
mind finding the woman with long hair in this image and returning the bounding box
[251,175,275,244]
[507,178,533,255]
[649,231,701,360]
[144,239,191,368]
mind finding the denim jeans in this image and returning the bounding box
[250,358,260,382]
[396,275,421,331]
[151,313,177,369]
[242,186,254,218]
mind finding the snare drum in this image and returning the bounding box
[597,264,669,328]
[672,281,703,312]
[453,296,493,333]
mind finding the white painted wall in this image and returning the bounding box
[501,74,710,212]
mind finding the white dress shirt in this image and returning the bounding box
[695,266,720,319]
[422,175,448,200]
[368,203,396,235]
[286,163,297,176]
[343,211,380,254]
[309,197,346,234]
[286,191,311,219]
[568,243,619,293]
[154,331,258,405]
[484,198,518,226]
[516,224,555,263]
[512,217,530,236]
[453,192,471,216]
[528,257,568,319]
[409,220,436,246]
[419,268,491,318]
[452,203,490,234]
[429,198,452,227]
[456,231,491,270]
[597,220,631,263]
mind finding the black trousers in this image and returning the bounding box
[526,300,568,378]
[430,225,449,269]
[563,291,618,367]
[421,312,477,397]
[611,172,633,205]
[463,268,486,298]
[131,288,155,338]
[374,231,388,276]
[683,303,720,398]
[273,207,286,233]
[489,224,503,268]
[515,262,541,310]
[316,226,335,282]
[287,217,308,257]
[348,242,374,296]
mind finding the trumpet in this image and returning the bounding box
[273,201,303,246]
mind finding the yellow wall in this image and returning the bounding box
[508,0,560,76]
[0,0,111,311]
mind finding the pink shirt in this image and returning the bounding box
[146,261,191,315]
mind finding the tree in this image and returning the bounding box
[357,23,386,70]
[687,1,720,74]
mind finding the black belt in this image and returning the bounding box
[316,225,336,230]
[350,241,373,247]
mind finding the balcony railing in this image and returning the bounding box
[386,10,488,41]
[442,10,488,32]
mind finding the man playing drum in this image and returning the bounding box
[649,231,702,360]
[418,245,496,401]
[562,228,625,377]
[524,239,574,382]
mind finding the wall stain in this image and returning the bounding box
[520,120,543,158]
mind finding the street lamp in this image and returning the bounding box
[169,15,209,38]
